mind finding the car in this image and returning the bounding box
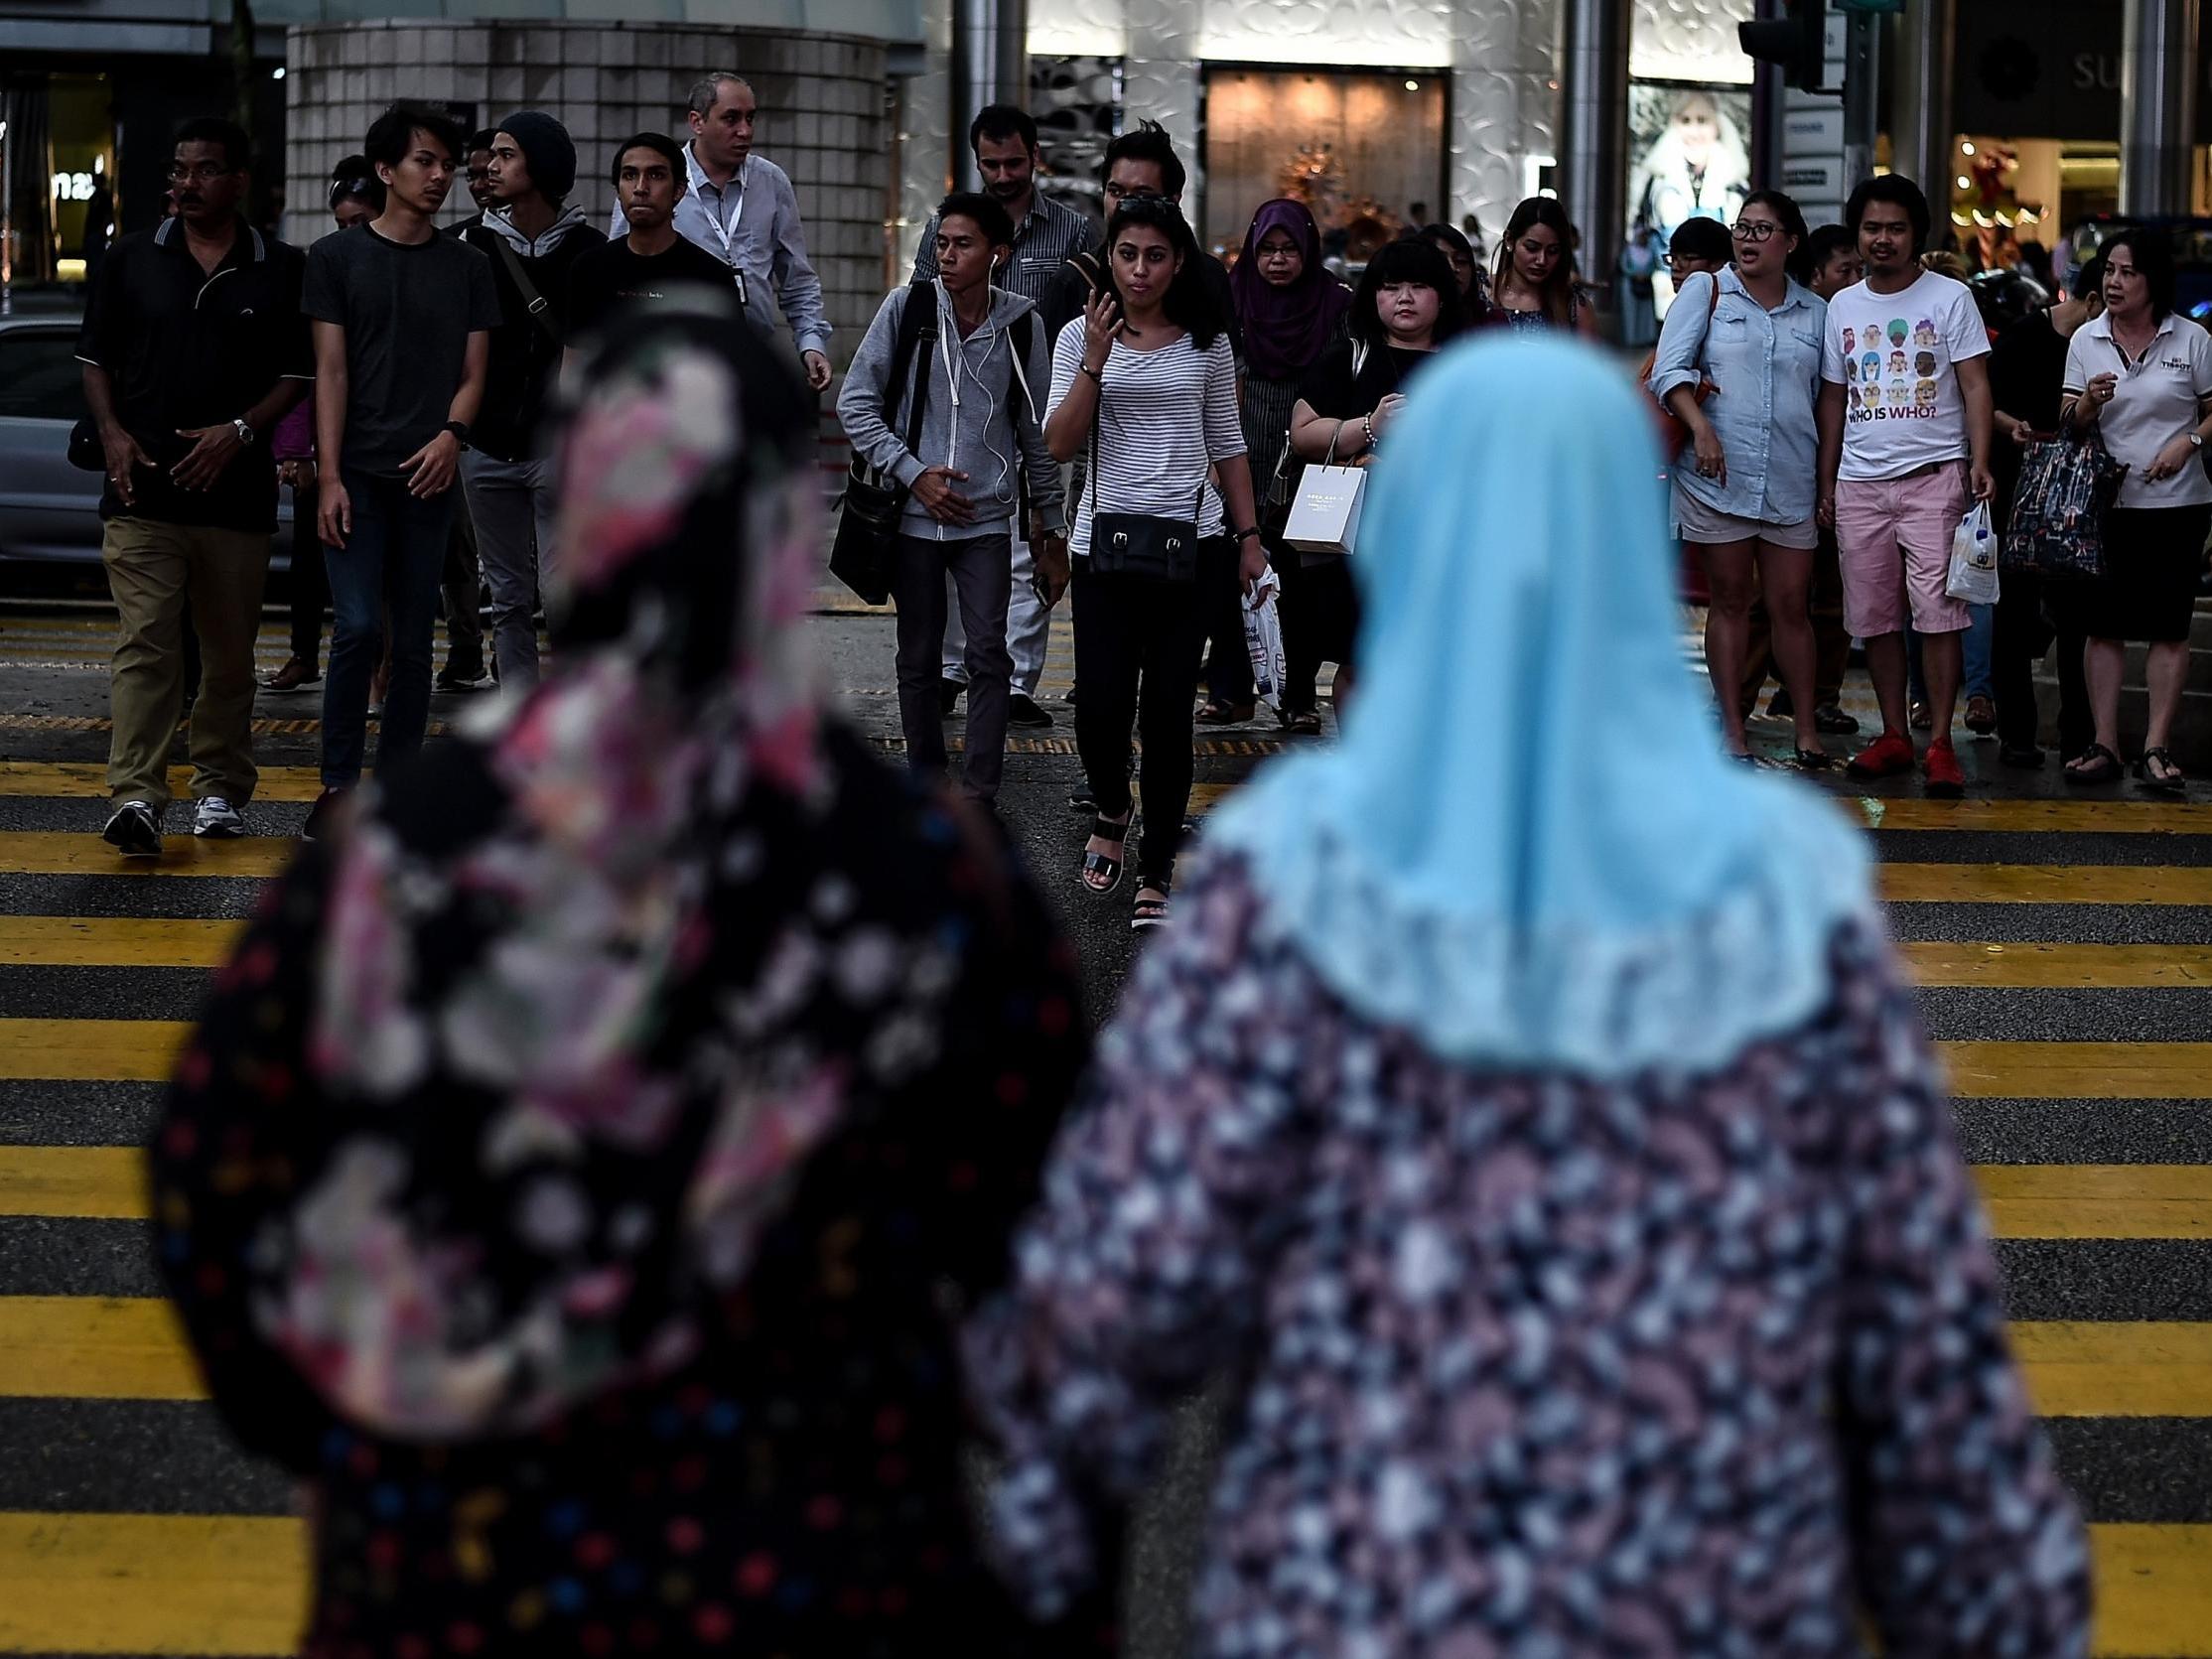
[0,311,293,569]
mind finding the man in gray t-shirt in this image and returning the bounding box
[301,102,501,836]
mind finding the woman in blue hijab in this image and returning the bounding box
[962,338,2089,1657]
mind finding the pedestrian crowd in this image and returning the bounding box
[75,61,2135,1659]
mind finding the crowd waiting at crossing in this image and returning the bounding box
[71,62,2164,1659]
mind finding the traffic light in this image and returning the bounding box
[1739,0,1829,93]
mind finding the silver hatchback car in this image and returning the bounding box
[0,311,295,567]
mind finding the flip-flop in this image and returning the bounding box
[2064,743,2123,785]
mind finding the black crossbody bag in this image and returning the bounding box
[830,285,938,605]
[1084,373,1204,584]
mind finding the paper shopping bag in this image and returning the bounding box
[1283,464,1367,556]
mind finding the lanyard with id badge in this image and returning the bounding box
[703,161,751,309]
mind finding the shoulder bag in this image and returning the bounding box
[477,229,565,347]
[1638,274,1722,457]
[829,284,937,605]
[2002,431,2130,581]
[1083,368,1203,584]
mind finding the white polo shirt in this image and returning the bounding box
[2063,310,2212,508]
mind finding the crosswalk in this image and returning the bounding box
[2,652,2212,1649]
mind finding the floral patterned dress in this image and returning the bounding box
[151,730,1111,1659]
[964,855,2092,1657]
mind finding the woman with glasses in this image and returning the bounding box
[2060,227,2212,791]
[1650,189,1831,764]
[1223,201,1352,730]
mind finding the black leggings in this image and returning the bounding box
[1071,544,1220,885]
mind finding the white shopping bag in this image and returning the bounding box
[1946,500,2001,606]
[1283,464,1367,556]
[1243,568,1286,713]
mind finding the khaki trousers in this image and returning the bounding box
[101,516,271,810]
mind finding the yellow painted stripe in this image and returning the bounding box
[1852,796,2212,834]
[1881,864,2212,905]
[0,1512,2189,1654]
[0,1511,309,1655]
[0,1146,147,1219]
[1976,1166,2212,1238]
[0,761,326,803]
[1903,941,2212,988]
[2095,1524,2212,1656]
[0,1297,200,1400]
[1942,1041,2212,1100]
[0,915,242,968]
[0,832,294,878]
[2015,1323,2212,1419]
[0,1019,192,1082]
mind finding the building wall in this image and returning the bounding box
[281,20,895,362]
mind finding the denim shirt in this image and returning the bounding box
[1648,268,1826,524]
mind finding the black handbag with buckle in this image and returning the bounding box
[1083,375,1204,584]
[830,284,937,605]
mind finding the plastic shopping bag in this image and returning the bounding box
[1946,500,2001,606]
[1243,567,1286,714]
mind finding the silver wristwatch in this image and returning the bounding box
[2191,433,2203,450]
[232,418,256,447]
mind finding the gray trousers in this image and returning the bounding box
[894,530,1012,801]
[461,450,557,692]
[942,528,1050,696]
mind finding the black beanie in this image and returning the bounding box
[497,110,577,203]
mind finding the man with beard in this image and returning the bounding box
[302,102,500,839]
[909,105,1092,728]
[77,116,311,855]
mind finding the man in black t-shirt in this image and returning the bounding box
[76,116,311,856]
[567,133,735,350]
[303,102,501,839]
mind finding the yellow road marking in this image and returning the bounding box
[1976,1166,2212,1238]
[2015,1323,2212,1418]
[1850,797,2212,834]
[0,1298,200,1400]
[1942,1041,2212,1099]
[1903,941,2212,987]
[0,1019,193,1082]
[0,1510,2188,1653]
[0,761,326,803]
[0,1511,309,1655]
[0,1146,147,1218]
[0,832,294,878]
[1881,864,2212,904]
[0,915,242,968]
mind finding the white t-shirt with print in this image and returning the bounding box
[1820,270,1990,482]
[2062,312,2212,509]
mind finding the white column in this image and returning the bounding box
[2121,0,2200,215]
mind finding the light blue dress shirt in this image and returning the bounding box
[1648,267,1827,526]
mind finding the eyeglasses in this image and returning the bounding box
[167,162,236,185]
[1729,221,1778,241]
[328,178,375,206]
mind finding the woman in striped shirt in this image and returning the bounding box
[1044,197,1265,931]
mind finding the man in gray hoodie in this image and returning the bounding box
[460,110,604,691]
[838,191,1065,807]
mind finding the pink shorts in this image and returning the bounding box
[1834,463,1972,637]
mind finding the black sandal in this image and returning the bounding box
[1132,874,1174,931]
[1196,700,1255,726]
[1286,711,1323,737]
[1793,749,1833,771]
[2065,743,2123,785]
[1079,814,1130,895]
[2136,748,2186,794]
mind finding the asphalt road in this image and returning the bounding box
[0,592,2208,1655]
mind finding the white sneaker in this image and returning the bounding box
[193,796,246,839]
[101,800,163,858]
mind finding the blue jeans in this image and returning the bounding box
[321,467,457,789]
[1907,605,1996,706]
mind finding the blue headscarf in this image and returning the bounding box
[1202,336,1875,1079]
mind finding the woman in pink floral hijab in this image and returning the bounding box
[151,298,1107,1658]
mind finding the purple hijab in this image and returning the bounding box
[1230,199,1353,383]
